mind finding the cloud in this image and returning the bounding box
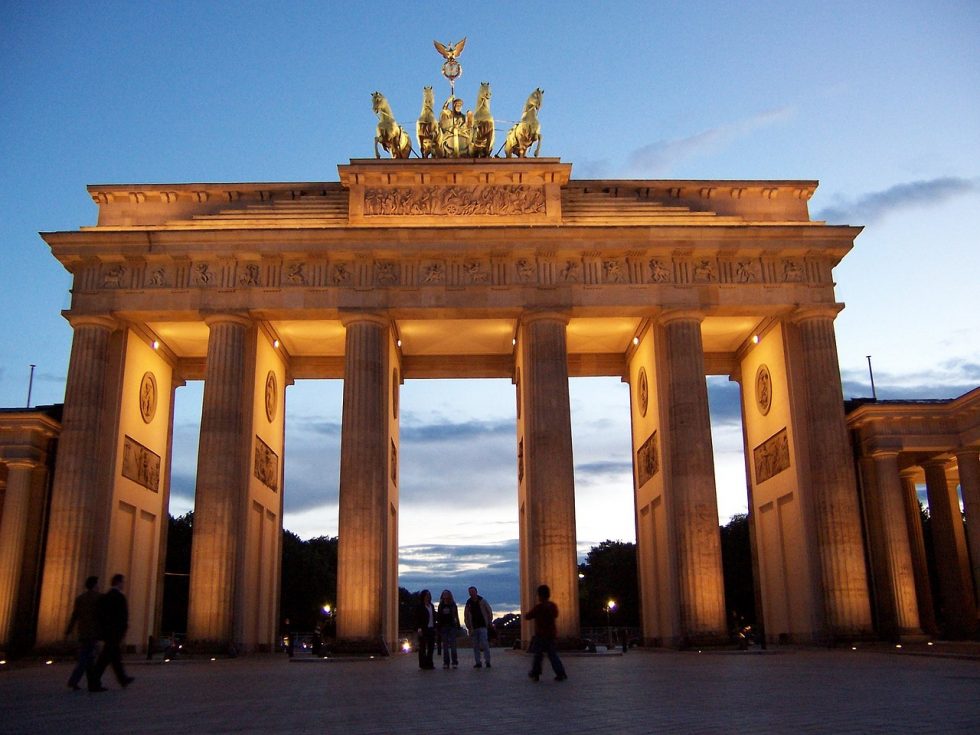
[816,177,980,224]
[400,416,514,444]
[627,106,795,176]
[841,358,980,400]
[398,540,521,611]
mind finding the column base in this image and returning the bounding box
[329,636,390,656]
[183,638,241,657]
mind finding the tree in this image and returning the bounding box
[720,513,755,627]
[161,511,192,634]
[578,540,639,627]
[280,532,337,631]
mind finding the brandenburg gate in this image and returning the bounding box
[27,151,882,653]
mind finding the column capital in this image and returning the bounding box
[921,456,951,471]
[339,310,391,329]
[0,456,42,470]
[954,446,980,459]
[789,304,843,324]
[870,448,902,461]
[202,311,253,329]
[899,467,920,481]
[63,313,118,331]
[658,308,704,326]
[520,310,570,327]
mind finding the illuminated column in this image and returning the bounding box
[0,459,41,650]
[923,457,977,637]
[955,448,980,601]
[336,313,393,651]
[899,469,936,635]
[517,312,580,641]
[792,308,872,638]
[36,316,117,645]
[869,451,921,638]
[187,314,255,648]
[658,310,726,644]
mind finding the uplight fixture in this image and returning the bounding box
[273,339,279,349]
[152,340,160,350]
[632,336,639,346]
[751,335,760,345]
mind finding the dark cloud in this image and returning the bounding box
[574,460,632,487]
[400,416,514,443]
[627,107,794,176]
[706,378,743,426]
[842,358,980,401]
[816,177,979,224]
[398,540,521,611]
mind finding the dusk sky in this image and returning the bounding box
[2,2,978,612]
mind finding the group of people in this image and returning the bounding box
[65,573,134,692]
[415,586,494,670]
[415,583,567,682]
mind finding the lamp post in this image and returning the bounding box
[605,600,617,649]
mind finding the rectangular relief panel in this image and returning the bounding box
[121,436,161,492]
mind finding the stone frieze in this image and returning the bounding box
[753,427,790,484]
[364,185,546,217]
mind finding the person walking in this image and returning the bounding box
[437,589,460,669]
[415,589,436,670]
[464,585,493,668]
[64,576,100,691]
[89,573,134,691]
[525,584,567,682]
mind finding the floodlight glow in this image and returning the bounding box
[152,340,160,349]
[751,335,760,344]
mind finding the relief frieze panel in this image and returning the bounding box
[636,430,659,487]
[79,253,832,293]
[254,435,279,491]
[122,435,161,492]
[753,427,791,484]
[364,185,546,217]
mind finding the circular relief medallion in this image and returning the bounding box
[265,371,277,423]
[637,367,649,417]
[755,364,773,416]
[392,368,400,419]
[139,371,157,424]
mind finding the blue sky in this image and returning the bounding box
[2,2,978,611]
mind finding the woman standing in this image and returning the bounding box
[415,589,436,669]
[437,589,460,669]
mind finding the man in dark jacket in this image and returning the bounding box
[525,584,567,682]
[65,576,100,690]
[89,573,134,691]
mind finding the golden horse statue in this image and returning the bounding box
[372,91,412,159]
[469,82,495,158]
[501,88,543,158]
[416,86,439,159]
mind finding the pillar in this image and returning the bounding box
[955,448,980,603]
[336,313,396,652]
[0,460,42,652]
[517,312,580,642]
[36,316,117,645]
[187,314,255,649]
[868,451,922,639]
[899,469,937,635]
[658,310,726,644]
[922,458,977,637]
[792,308,872,639]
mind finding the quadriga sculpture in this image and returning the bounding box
[501,88,543,158]
[416,86,439,159]
[469,82,495,158]
[372,92,412,159]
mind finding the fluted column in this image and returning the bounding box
[336,314,390,649]
[0,460,40,649]
[519,312,579,641]
[792,308,872,638]
[955,448,980,602]
[869,451,921,638]
[187,314,253,648]
[899,469,936,635]
[659,310,726,643]
[923,458,977,637]
[36,316,117,644]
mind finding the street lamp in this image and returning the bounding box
[605,600,617,648]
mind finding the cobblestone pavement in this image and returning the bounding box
[1,645,979,734]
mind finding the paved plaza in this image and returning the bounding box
[1,644,978,734]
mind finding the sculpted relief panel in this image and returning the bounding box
[753,428,791,484]
[364,185,546,217]
[82,254,829,292]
